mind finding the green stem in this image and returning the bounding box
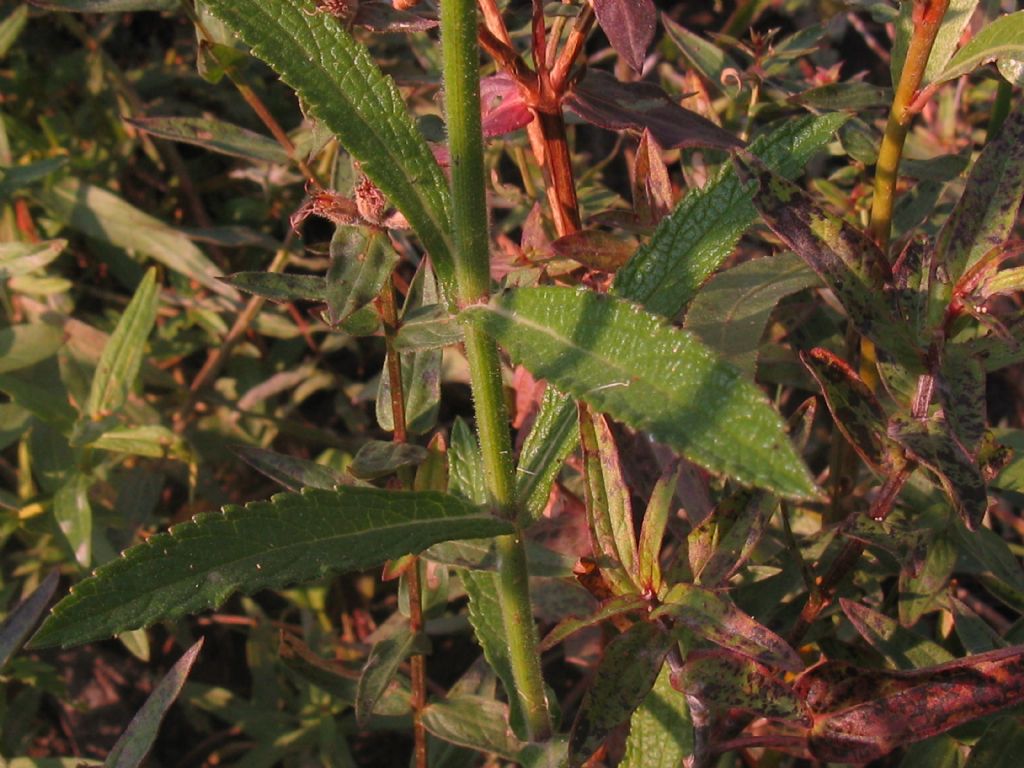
[441,0,553,740]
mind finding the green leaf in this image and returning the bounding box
[349,440,428,480]
[893,0,979,86]
[85,269,159,419]
[515,386,578,523]
[889,415,989,530]
[234,444,346,492]
[105,639,204,768]
[125,116,289,163]
[683,252,819,378]
[965,717,1024,768]
[464,287,817,499]
[935,103,1024,286]
[325,227,397,327]
[792,82,893,111]
[935,11,1024,85]
[423,538,574,577]
[636,465,680,594]
[661,13,739,90]
[222,272,326,302]
[461,569,528,739]
[54,472,92,569]
[421,695,523,760]
[619,663,692,768]
[355,625,430,725]
[377,264,441,435]
[88,425,190,461]
[613,113,847,319]
[538,594,647,653]
[653,583,802,671]
[202,0,454,293]
[839,597,953,669]
[0,239,66,279]
[0,324,64,374]
[739,156,922,368]
[579,411,638,593]
[393,305,463,352]
[0,571,59,670]
[569,620,674,768]
[694,490,776,589]
[899,531,956,627]
[31,487,513,648]
[34,180,238,300]
[0,4,28,59]
[447,417,486,505]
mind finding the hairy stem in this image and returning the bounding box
[442,0,553,740]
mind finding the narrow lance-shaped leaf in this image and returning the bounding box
[661,13,740,89]
[0,239,66,279]
[933,102,1024,302]
[808,646,1024,763]
[86,268,159,419]
[579,411,638,593]
[683,251,819,378]
[461,569,529,739]
[233,444,346,492]
[569,620,675,768]
[800,347,894,472]
[464,287,817,500]
[840,598,953,669]
[888,415,989,530]
[105,639,204,768]
[34,180,238,300]
[54,472,92,569]
[636,464,680,594]
[695,490,776,589]
[515,385,578,523]
[538,594,648,653]
[737,156,922,368]
[933,11,1024,85]
[0,570,59,669]
[613,113,847,319]
[355,625,430,725]
[678,649,809,722]
[938,344,987,455]
[28,0,177,10]
[31,487,513,648]
[222,272,325,303]
[126,116,289,163]
[202,0,454,292]
[652,583,803,672]
[0,324,65,375]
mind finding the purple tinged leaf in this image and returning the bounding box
[551,230,636,272]
[938,345,987,455]
[800,347,893,472]
[565,70,743,151]
[352,1,437,32]
[736,154,922,369]
[677,649,809,722]
[568,620,674,768]
[592,0,657,73]
[888,415,990,530]
[653,583,803,672]
[105,639,204,768]
[695,490,776,589]
[538,594,649,652]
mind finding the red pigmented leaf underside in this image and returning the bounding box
[592,0,657,73]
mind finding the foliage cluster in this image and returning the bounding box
[2,0,1024,766]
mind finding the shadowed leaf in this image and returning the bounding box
[677,649,808,721]
[349,440,428,480]
[126,116,289,163]
[569,620,674,768]
[0,571,59,669]
[565,71,742,152]
[661,13,739,89]
[222,272,325,302]
[105,639,204,768]
[653,583,802,671]
[355,626,430,724]
[515,386,579,522]
[938,345,987,454]
[233,445,346,492]
[620,663,692,768]
[840,598,953,669]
